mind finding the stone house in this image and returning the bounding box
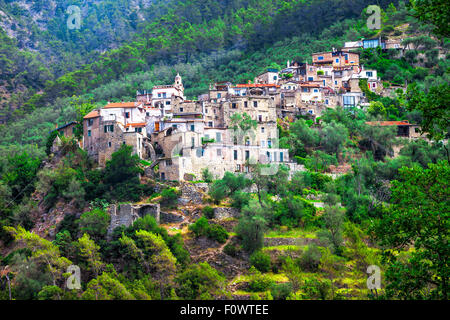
[83,102,148,166]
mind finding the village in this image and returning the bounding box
[54,37,423,182]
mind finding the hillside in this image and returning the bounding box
[0,0,448,302]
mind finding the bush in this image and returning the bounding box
[250,251,272,273]
[189,217,210,237]
[161,188,179,207]
[248,267,274,292]
[207,224,229,244]
[201,168,213,183]
[77,209,110,241]
[223,243,239,257]
[298,244,322,272]
[270,282,293,300]
[202,206,215,219]
[189,217,229,243]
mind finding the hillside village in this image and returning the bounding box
[54,37,424,182]
[0,0,448,302]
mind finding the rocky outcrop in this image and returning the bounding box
[213,207,240,220]
[263,237,319,247]
[178,182,209,205]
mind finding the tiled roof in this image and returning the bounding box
[83,110,100,119]
[125,122,146,127]
[103,102,141,109]
[366,121,412,126]
[235,84,280,88]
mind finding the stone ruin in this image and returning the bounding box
[107,203,160,239]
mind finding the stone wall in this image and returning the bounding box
[107,203,160,239]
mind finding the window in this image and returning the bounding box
[366,71,373,77]
[217,149,222,156]
[161,172,165,180]
[172,124,177,128]
[372,83,376,88]
[245,150,250,160]
[335,58,339,63]
[180,107,183,112]
[325,99,329,105]
[165,159,172,166]
[104,125,114,133]
[308,77,314,81]
[261,140,265,147]
[234,150,238,160]
[217,93,221,98]
[88,119,94,126]
[261,127,265,133]
[146,112,150,116]
[108,142,112,148]
[267,151,271,162]
[158,93,161,98]
[323,80,326,86]
[253,101,258,108]
[232,103,237,109]
[280,152,284,162]
[136,128,142,133]
[343,95,356,107]
[335,81,338,85]
[236,164,241,172]
[273,76,277,80]
[190,124,195,131]
[87,130,91,137]
[244,101,248,108]
[216,132,222,142]
[318,56,324,61]
[268,139,272,148]
[191,137,195,147]
[163,93,167,98]
[313,89,318,93]
[125,112,130,119]
[208,121,213,127]
[258,115,263,122]
[245,137,250,146]
[165,101,170,105]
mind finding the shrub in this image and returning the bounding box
[201,168,214,183]
[223,243,239,257]
[189,217,210,237]
[77,209,110,241]
[250,251,272,273]
[270,282,293,300]
[248,267,274,292]
[298,244,322,272]
[207,224,229,244]
[160,188,179,207]
[202,206,215,219]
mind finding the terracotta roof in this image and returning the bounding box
[366,121,412,126]
[235,84,280,88]
[300,83,321,88]
[125,122,146,127]
[84,110,100,119]
[103,102,141,109]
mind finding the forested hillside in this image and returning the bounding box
[0,0,448,301]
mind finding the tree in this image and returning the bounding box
[406,83,449,161]
[82,272,134,300]
[77,209,110,242]
[409,0,450,37]
[175,262,226,299]
[5,226,72,297]
[77,233,104,278]
[374,162,449,299]
[317,206,346,255]
[235,203,268,253]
